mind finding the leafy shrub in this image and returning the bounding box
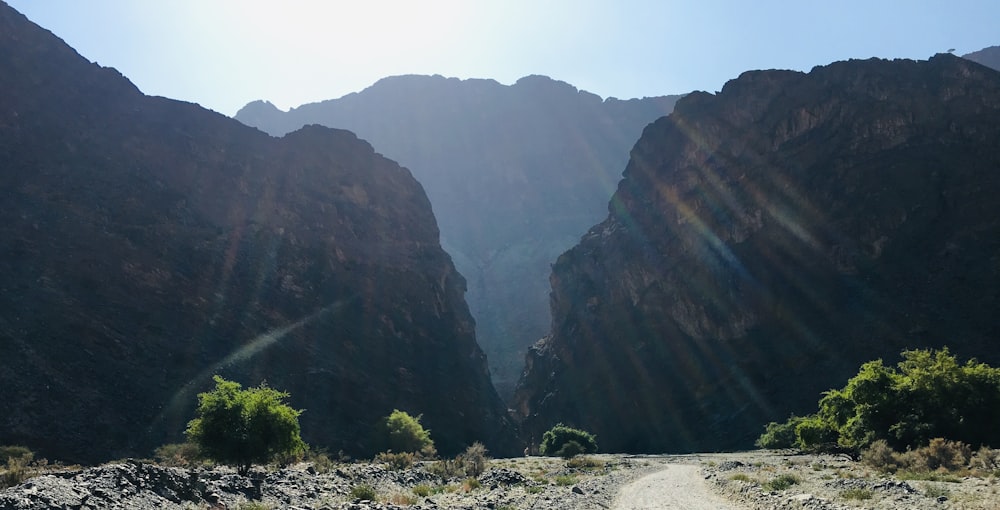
[412,484,432,497]
[185,375,306,476]
[377,409,435,455]
[350,484,378,501]
[758,348,1000,452]
[794,416,839,450]
[154,442,202,467]
[376,451,415,470]
[539,424,597,457]
[756,417,803,449]
[763,474,799,491]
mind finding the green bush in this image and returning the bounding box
[185,375,306,476]
[755,417,803,449]
[757,348,1000,452]
[350,484,378,501]
[377,409,435,455]
[763,474,799,491]
[539,424,597,457]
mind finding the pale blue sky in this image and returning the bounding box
[8,1,999,116]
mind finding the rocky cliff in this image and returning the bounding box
[236,77,681,399]
[0,2,517,463]
[514,55,1000,453]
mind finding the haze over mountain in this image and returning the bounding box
[236,81,681,398]
[0,2,517,463]
[514,54,1000,453]
[963,45,1000,71]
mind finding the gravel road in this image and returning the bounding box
[614,464,744,510]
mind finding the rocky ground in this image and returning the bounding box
[703,450,1000,510]
[0,454,667,510]
[2,451,998,509]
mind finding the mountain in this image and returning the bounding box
[0,2,517,463]
[236,77,681,399]
[513,55,1000,453]
[963,45,1000,71]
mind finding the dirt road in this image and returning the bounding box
[613,464,744,510]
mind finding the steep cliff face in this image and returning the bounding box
[0,3,517,462]
[236,77,681,399]
[514,55,1000,453]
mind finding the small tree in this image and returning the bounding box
[377,409,435,455]
[540,424,597,457]
[185,375,306,476]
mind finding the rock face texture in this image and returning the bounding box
[0,3,516,463]
[514,55,1000,453]
[236,78,681,399]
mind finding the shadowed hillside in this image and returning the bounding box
[515,55,1000,453]
[236,77,681,399]
[0,2,517,463]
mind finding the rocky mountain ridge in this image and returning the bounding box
[514,54,1000,453]
[236,76,682,399]
[0,1,516,462]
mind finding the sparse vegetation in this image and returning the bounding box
[729,473,752,482]
[350,483,378,501]
[1,448,34,489]
[412,484,432,497]
[386,492,418,505]
[153,442,202,467]
[862,437,972,475]
[185,375,306,476]
[462,477,481,491]
[566,455,604,469]
[539,424,597,458]
[457,442,490,477]
[307,450,336,474]
[376,451,415,470]
[763,473,800,491]
[841,488,873,500]
[554,474,578,486]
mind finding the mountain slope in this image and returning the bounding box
[236,77,681,399]
[514,55,1000,453]
[0,2,517,462]
[963,45,1000,71]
